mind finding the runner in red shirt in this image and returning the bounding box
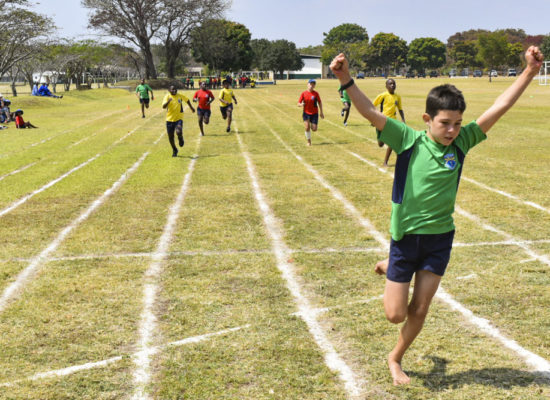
[298,79,324,146]
[193,81,215,136]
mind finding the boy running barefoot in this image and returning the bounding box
[330,46,543,386]
[373,79,405,166]
[298,79,324,146]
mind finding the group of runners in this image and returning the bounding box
[133,45,545,387]
[299,77,404,166]
[135,78,237,157]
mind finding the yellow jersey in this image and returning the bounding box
[162,93,189,122]
[219,88,234,107]
[373,91,403,119]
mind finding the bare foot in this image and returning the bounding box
[388,356,411,386]
[374,258,388,275]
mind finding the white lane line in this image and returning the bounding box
[245,105,388,252]
[293,295,384,317]
[437,286,550,376]
[0,109,128,157]
[0,162,37,182]
[0,113,159,219]
[6,238,550,264]
[0,325,248,388]
[246,98,550,377]
[455,206,550,266]
[455,274,477,280]
[286,96,550,216]
[0,153,102,218]
[68,113,136,149]
[462,176,550,214]
[131,138,201,400]
[236,127,363,399]
[0,148,153,314]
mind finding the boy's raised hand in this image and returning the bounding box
[525,46,543,73]
[330,53,352,82]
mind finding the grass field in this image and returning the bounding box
[0,77,548,399]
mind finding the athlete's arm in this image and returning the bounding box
[187,100,195,113]
[330,53,386,131]
[399,110,406,123]
[232,95,237,105]
[477,46,543,134]
[318,97,324,119]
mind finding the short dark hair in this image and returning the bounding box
[425,84,466,118]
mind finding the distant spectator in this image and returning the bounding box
[38,83,63,99]
[14,109,38,129]
[1,98,12,123]
[31,83,39,96]
[0,94,10,123]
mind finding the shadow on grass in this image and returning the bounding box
[315,141,351,146]
[409,356,550,391]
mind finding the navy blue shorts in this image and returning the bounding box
[302,112,319,125]
[386,230,455,283]
[220,104,233,118]
[139,98,150,105]
[197,107,211,118]
[166,120,183,134]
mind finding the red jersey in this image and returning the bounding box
[299,90,321,115]
[193,89,215,110]
[15,115,24,128]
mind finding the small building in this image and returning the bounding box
[278,55,329,80]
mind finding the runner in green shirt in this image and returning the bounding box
[338,85,351,126]
[135,79,154,118]
[330,46,543,387]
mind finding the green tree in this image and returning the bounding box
[447,29,489,49]
[541,35,550,61]
[322,23,369,46]
[0,0,54,80]
[448,40,480,70]
[507,42,524,68]
[321,23,368,74]
[158,0,226,78]
[265,39,303,80]
[298,44,324,56]
[407,37,446,72]
[251,38,272,70]
[191,19,253,73]
[477,31,509,81]
[82,0,162,79]
[365,33,408,76]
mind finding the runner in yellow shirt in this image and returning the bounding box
[219,79,238,133]
[162,85,195,157]
[373,79,406,166]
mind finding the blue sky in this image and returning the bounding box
[35,0,550,47]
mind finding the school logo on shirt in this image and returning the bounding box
[444,153,457,170]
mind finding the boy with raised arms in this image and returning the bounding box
[162,85,195,157]
[330,46,543,386]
